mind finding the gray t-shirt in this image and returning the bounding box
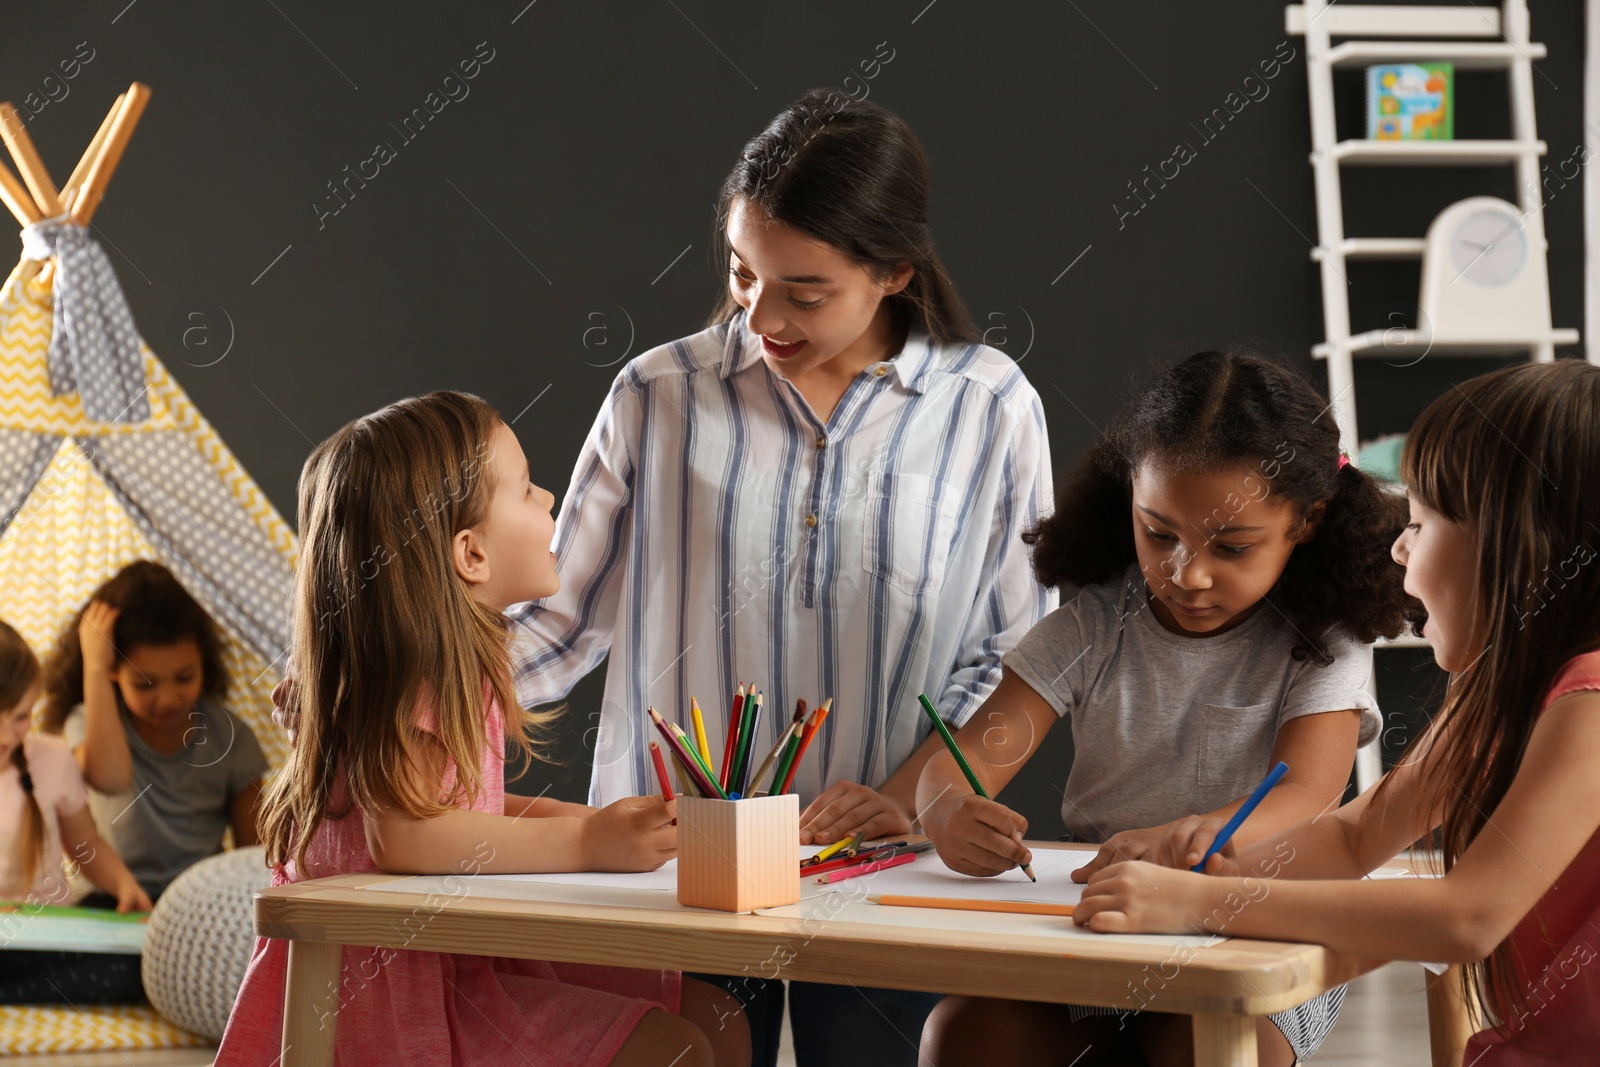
[65,698,268,897]
[1002,565,1379,843]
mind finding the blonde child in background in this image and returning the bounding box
[0,619,151,1004]
[42,560,267,902]
[1076,360,1600,1063]
[216,391,748,1067]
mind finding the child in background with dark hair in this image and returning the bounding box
[43,560,267,902]
[1075,360,1600,1063]
[917,350,1421,1067]
[0,619,151,1005]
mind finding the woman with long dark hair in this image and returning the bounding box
[509,88,1056,1067]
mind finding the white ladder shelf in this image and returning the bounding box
[1286,1,1578,790]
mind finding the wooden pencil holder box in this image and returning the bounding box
[676,794,800,912]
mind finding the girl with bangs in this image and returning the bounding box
[1075,359,1600,1063]
[217,392,748,1067]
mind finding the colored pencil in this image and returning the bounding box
[768,728,802,795]
[648,708,726,799]
[732,690,764,797]
[748,721,799,799]
[812,834,854,864]
[649,741,674,802]
[669,720,719,784]
[803,839,935,876]
[720,685,745,791]
[690,698,713,769]
[917,693,1035,883]
[867,895,1075,918]
[778,699,830,796]
[1192,761,1290,872]
[815,852,916,884]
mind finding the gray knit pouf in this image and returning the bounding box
[142,846,272,1040]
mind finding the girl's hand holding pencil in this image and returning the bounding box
[577,796,678,872]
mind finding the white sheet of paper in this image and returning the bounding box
[806,846,1085,905]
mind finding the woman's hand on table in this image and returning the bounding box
[918,792,1030,878]
[798,781,915,846]
[579,796,677,872]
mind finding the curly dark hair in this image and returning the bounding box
[1024,349,1424,663]
[41,560,229,732]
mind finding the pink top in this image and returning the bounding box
[215,690,680,1067]
[0,734,88,904]
[1464,648,1600,1065]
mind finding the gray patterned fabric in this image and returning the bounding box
[142,846,272,1040]
[80,433,293,665]
[19,220,150,424]
[0,428,58,539]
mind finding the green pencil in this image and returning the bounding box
[918,693,1035,882]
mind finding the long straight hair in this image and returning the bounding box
[1,620,44,891]
[259,392,554,874]
[1393,359,1600,1040]
[705,88,977,345]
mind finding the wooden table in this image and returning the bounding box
[254,842,1468,1067]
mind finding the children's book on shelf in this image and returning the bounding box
[1366,63,1454,140]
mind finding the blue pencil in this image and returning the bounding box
[1191,761,1290,873]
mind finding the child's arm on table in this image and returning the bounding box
[914,672,1058,876]
[1075,692,1600,964]
[58,805,152,913]
[364,736,673,875]
[1072,708,1363,880]
[74,601,133,793]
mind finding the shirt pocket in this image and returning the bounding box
[861,472,959,597]
[1197,701,1277,787]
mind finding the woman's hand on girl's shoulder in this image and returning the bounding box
[798,781,915,845]
[579,796,677,872]
[921,793,1030,878]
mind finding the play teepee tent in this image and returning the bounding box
[0,84,295,769]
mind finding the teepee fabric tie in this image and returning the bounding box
[20,218,150,424]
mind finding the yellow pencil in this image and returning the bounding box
[690,697,713,768]
[812,834,854,864]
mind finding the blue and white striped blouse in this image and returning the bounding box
[508,312,1057,806]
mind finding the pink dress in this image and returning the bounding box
[1463,649,1600,1065]
[215,694,680,1067]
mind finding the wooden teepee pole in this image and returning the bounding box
[37,93,126,287]
[0,103,63,218]
[0,157,40,227]
[70,83,150,226]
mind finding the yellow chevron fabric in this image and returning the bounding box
[0,259,294,772]
[0,1003,212,1053]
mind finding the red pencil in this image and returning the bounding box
[815,852,915,884]
[648,740,674,802]
[720,684,745,791]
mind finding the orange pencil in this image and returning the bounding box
[866,894,1075,917]
[779,698,830,795]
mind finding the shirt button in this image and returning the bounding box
[805,514,818,528]
[815,436,826,449]
[874,366,889,377]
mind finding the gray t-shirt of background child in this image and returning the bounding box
[65,697,267,898]
[1001,565,1379,843]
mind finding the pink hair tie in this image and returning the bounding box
[1337,453,1351,472]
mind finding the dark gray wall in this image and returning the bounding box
[3,2,1586,829]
